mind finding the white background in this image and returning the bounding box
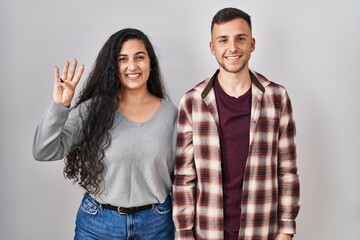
[1,0,359,239]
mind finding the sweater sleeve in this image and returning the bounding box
[32,100,82,161]
[277,91,300,234]
[172,95,196,240]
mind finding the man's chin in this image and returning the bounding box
[222,66,246,74]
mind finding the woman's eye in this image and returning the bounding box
[119,57,127,62]
[136,55,145,60]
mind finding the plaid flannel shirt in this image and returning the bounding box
[173,70,300,240]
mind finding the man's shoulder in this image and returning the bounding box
[182,77,211,97]
[192,77,211,93]
[251,70,287,92]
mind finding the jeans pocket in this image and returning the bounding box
[153,195,172,215]
[80,194,100,216]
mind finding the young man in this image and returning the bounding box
[173,8,300,240]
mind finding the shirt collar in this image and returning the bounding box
[201,69,265,99]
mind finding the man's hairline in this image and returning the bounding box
[211,18,253,40]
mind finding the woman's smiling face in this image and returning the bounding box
[118,39,151,92]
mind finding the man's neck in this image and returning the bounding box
[217,69,252,98]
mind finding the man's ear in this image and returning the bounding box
[210,41,215,55]
[251,37,256,52]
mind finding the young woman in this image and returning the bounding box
[33,28,177,239]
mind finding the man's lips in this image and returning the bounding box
[225,55,241,60]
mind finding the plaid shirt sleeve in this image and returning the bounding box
[277,91,300,234]
[173,95,196,239]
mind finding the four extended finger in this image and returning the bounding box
[72,64,85,86]
[61,60,70,80]
[54,66,60,84]
[67,59,78,81]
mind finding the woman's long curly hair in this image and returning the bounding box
[64,28,168,194]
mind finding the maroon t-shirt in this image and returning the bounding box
[214,77,251,239]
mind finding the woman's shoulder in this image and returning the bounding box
[161,99,178,114]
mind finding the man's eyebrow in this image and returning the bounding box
[216,35,228,40]
[216,33,249,40]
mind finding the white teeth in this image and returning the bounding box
[127,74,140,79]
[226,56,240,60]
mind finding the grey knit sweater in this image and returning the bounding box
[33,99,177,207]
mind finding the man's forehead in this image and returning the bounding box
[212,20,251,37]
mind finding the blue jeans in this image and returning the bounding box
[74,194,174,240]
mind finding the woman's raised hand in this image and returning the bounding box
[53,59,84,108]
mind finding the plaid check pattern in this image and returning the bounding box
[173,70,300,240]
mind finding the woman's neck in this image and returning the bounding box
[117,88,154,105]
